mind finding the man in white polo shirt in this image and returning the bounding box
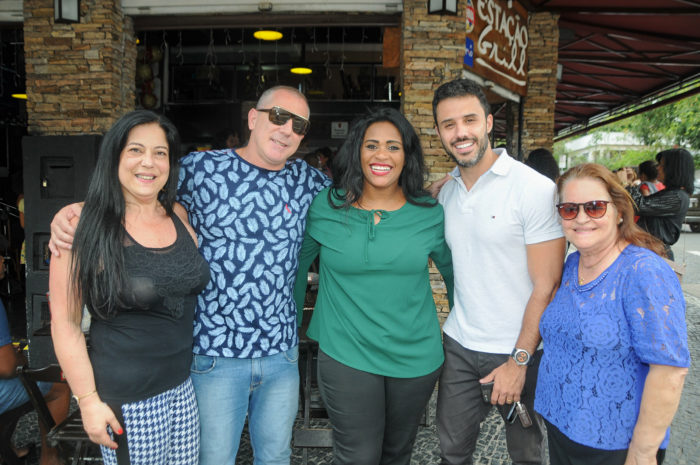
[432,78,565,464]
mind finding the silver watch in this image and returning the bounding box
[510,348,533,366]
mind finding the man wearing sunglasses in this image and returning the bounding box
[431,78,565,465]
[179,86,330,465]
[48,86,331,465]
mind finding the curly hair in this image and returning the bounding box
[329,107,435,209]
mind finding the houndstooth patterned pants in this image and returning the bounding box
[101,377,199,465]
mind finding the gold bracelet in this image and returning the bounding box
[73,389,97,405]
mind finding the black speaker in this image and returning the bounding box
[22,135,101,367]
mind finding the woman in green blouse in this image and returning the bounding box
[294,107,454,465]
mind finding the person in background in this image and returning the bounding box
[317,146,334,178]
[525,148,560,183]
[213,130,240,150]
[303,151,323,170]
[638,160,664,196]
[49,110,210,464]
[536,163,689,465]
[294,107,453,464]
[1,285,70,465]
[629,148,695,260]
[431,78,565,465]
[225,131,240,149]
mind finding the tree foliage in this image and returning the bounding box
[599,94,700,151]
[557,94,700,170]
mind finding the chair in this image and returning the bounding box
[16,364,101,465]
[0,400,33,465]
[293,307,332,465]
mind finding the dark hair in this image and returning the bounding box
[329,107,435,208]
[656,148,695,193]
[303,151,322,169]
[317,146,333,161]
[432,78,491,125]
[557,163,666,257]
[638,160,658,181]
[525,148,559,182]
[72,110,181,319]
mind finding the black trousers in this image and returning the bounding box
[317,349,442,465]
[546,419,666,465]
[436,335,546,465]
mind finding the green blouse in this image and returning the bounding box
[294,188,454,378]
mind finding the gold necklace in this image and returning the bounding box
[578,253,614,285]
[578,265,594,285]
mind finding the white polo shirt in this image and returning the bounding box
[438,149,563,354]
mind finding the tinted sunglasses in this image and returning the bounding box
[556,200,610,220]
[257,106,310,136]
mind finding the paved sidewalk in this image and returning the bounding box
[13,296,697,465]
[267,295,699,465]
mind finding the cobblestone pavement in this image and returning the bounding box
[13,296,698,465]
[236,294,700,465]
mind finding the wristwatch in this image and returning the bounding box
[72,389,97,406]
[510,348,533,366]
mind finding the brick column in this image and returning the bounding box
[402,1,466,321]
[23,0,136,135]
[401,0,465,185]
[522,11,559,157]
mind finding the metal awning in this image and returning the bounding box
[526,0,700,140]
[2,1,699,142]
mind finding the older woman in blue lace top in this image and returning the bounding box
[535,163,689,465]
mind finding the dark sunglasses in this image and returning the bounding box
[256,106,310,136]
[556,200,611,220]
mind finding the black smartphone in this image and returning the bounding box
[480,381,494,403]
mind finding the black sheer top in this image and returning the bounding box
[89,214,210,404]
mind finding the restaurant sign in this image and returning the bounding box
[464,0,529,96]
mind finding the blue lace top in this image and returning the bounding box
[535,244,690,450]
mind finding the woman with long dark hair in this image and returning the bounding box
[629,148,695,260]
[293,107,454,464]
[49,110,210,464]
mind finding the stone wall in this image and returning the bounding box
[23,0,136,135]
[401,1,466,321]
[522,12,559,157]
[401,0,466,186]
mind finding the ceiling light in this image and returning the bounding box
[290,67,312,75]
[254,30,283,41]
[12,94,27,100]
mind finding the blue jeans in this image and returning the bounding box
[191,346,300,465]
[0,377,52,414]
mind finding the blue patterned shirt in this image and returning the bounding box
[177,149,330,358]
[535,245,690,450]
